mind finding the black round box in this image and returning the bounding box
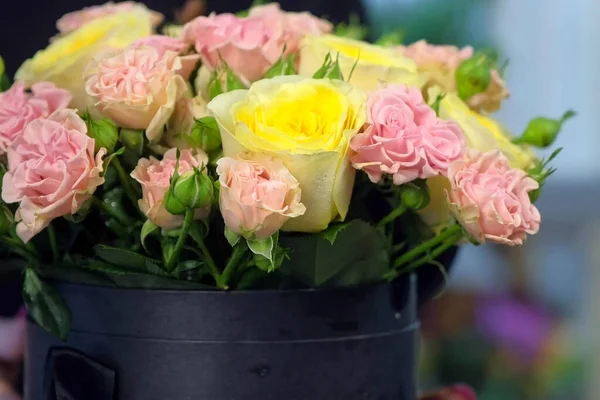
[25,275,418,400]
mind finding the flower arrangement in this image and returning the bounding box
[0,1,572,342]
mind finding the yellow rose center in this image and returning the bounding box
[234,81,353,153]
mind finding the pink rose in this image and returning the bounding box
[132,35,201,80]
[447,149,541,246]
[350,84,465,185]
[131,148,210,230]
[0,81,71,155]
[216,155,306,239]
[1,109,106,242]
[466,69,509,113]
[399,40,474,70]
[56,1,164,34]
[182,5,330,84]
[85,47,189,142]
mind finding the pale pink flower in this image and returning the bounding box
[0,81,71,155]
[132,35,201,80]
[447,149,541,246]
[85,46,189,142]
[216,154,306,239]
[399,40,474,70]
[131,148,210,230]
[467,69,509,113]
[182,5,330,84]
[1,109,106,243]
[56,1,163,34]
[350,84,465,185]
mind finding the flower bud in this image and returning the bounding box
[455,51,496,102]
[312,53,344,80]
[190,117,222,153]
[400,182,430,210]
[513,110,575,148]
[0,204,13,236]
[82,112,118,153]
[119,128,145,155]
[172,168,214,210]
[164,189,187,215]
[263,53,296,78]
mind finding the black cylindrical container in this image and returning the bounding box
[26,276,418,400]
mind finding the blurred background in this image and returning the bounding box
[364,0,597,399]
[1,0,597,399]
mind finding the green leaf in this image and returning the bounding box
[141,219,159,253]
[93,245,167,276]
[247,231,278,271]
[319,222,352,245]
[23,268,72,340]
[279,220,391,287]
[224,227,240,247]
[173,260,204,274]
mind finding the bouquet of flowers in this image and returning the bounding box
[0,1,571,340]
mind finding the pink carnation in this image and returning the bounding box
[85,46,189,142]
[399,40,474,70]
[182,5,331,83]
[447,149,541,246]
[131,148,210,230]
[350,84,465,185]
[132,35,201,80]
[1,109,106,243]
[0,82,71,155]
[56,1,164,34]
[216,154,306,239]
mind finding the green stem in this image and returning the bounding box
[377,205,407,228]
[218,243,247,289]
[112,158,139,208]
[0,236,38,262]
[166,209,194,271]
[92,197,130,226]
[190,225,221,283]
[47,225,58,262]
[403,231,463,272]
[391,242,406,255]
[393,224,462,269]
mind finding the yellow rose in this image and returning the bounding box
[207,75,366,232]
[298,35,422,92]
[16,10,152,111]
[418,89,538,229]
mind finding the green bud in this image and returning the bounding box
[173,169,214,210]
[375,31,404,47]
[253,245,287,273]
[119,128,145,155]
[208,70,223,100]
[513,110,575,148]
[0,56,4,78]
[312,53,344,80]
[455,51,496,102]
[190,117,222,152]
[400,182,430,210]
[82,112,119,153]
[164,189,187,215]
[263,52,296,78]
[0,203,13,236]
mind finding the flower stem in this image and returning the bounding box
[190,225,221,283]
[47,225,58,262]
[92,197,131,226]
[377,205,407,228]
[393,224,462,269]
[218,243,247,289]
[403,231,463,272]
[166,209,194,272]
[112,158,139,208]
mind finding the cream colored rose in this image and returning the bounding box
[298,35,422,91]
[16,10,152,111]
[207,75,366,232]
